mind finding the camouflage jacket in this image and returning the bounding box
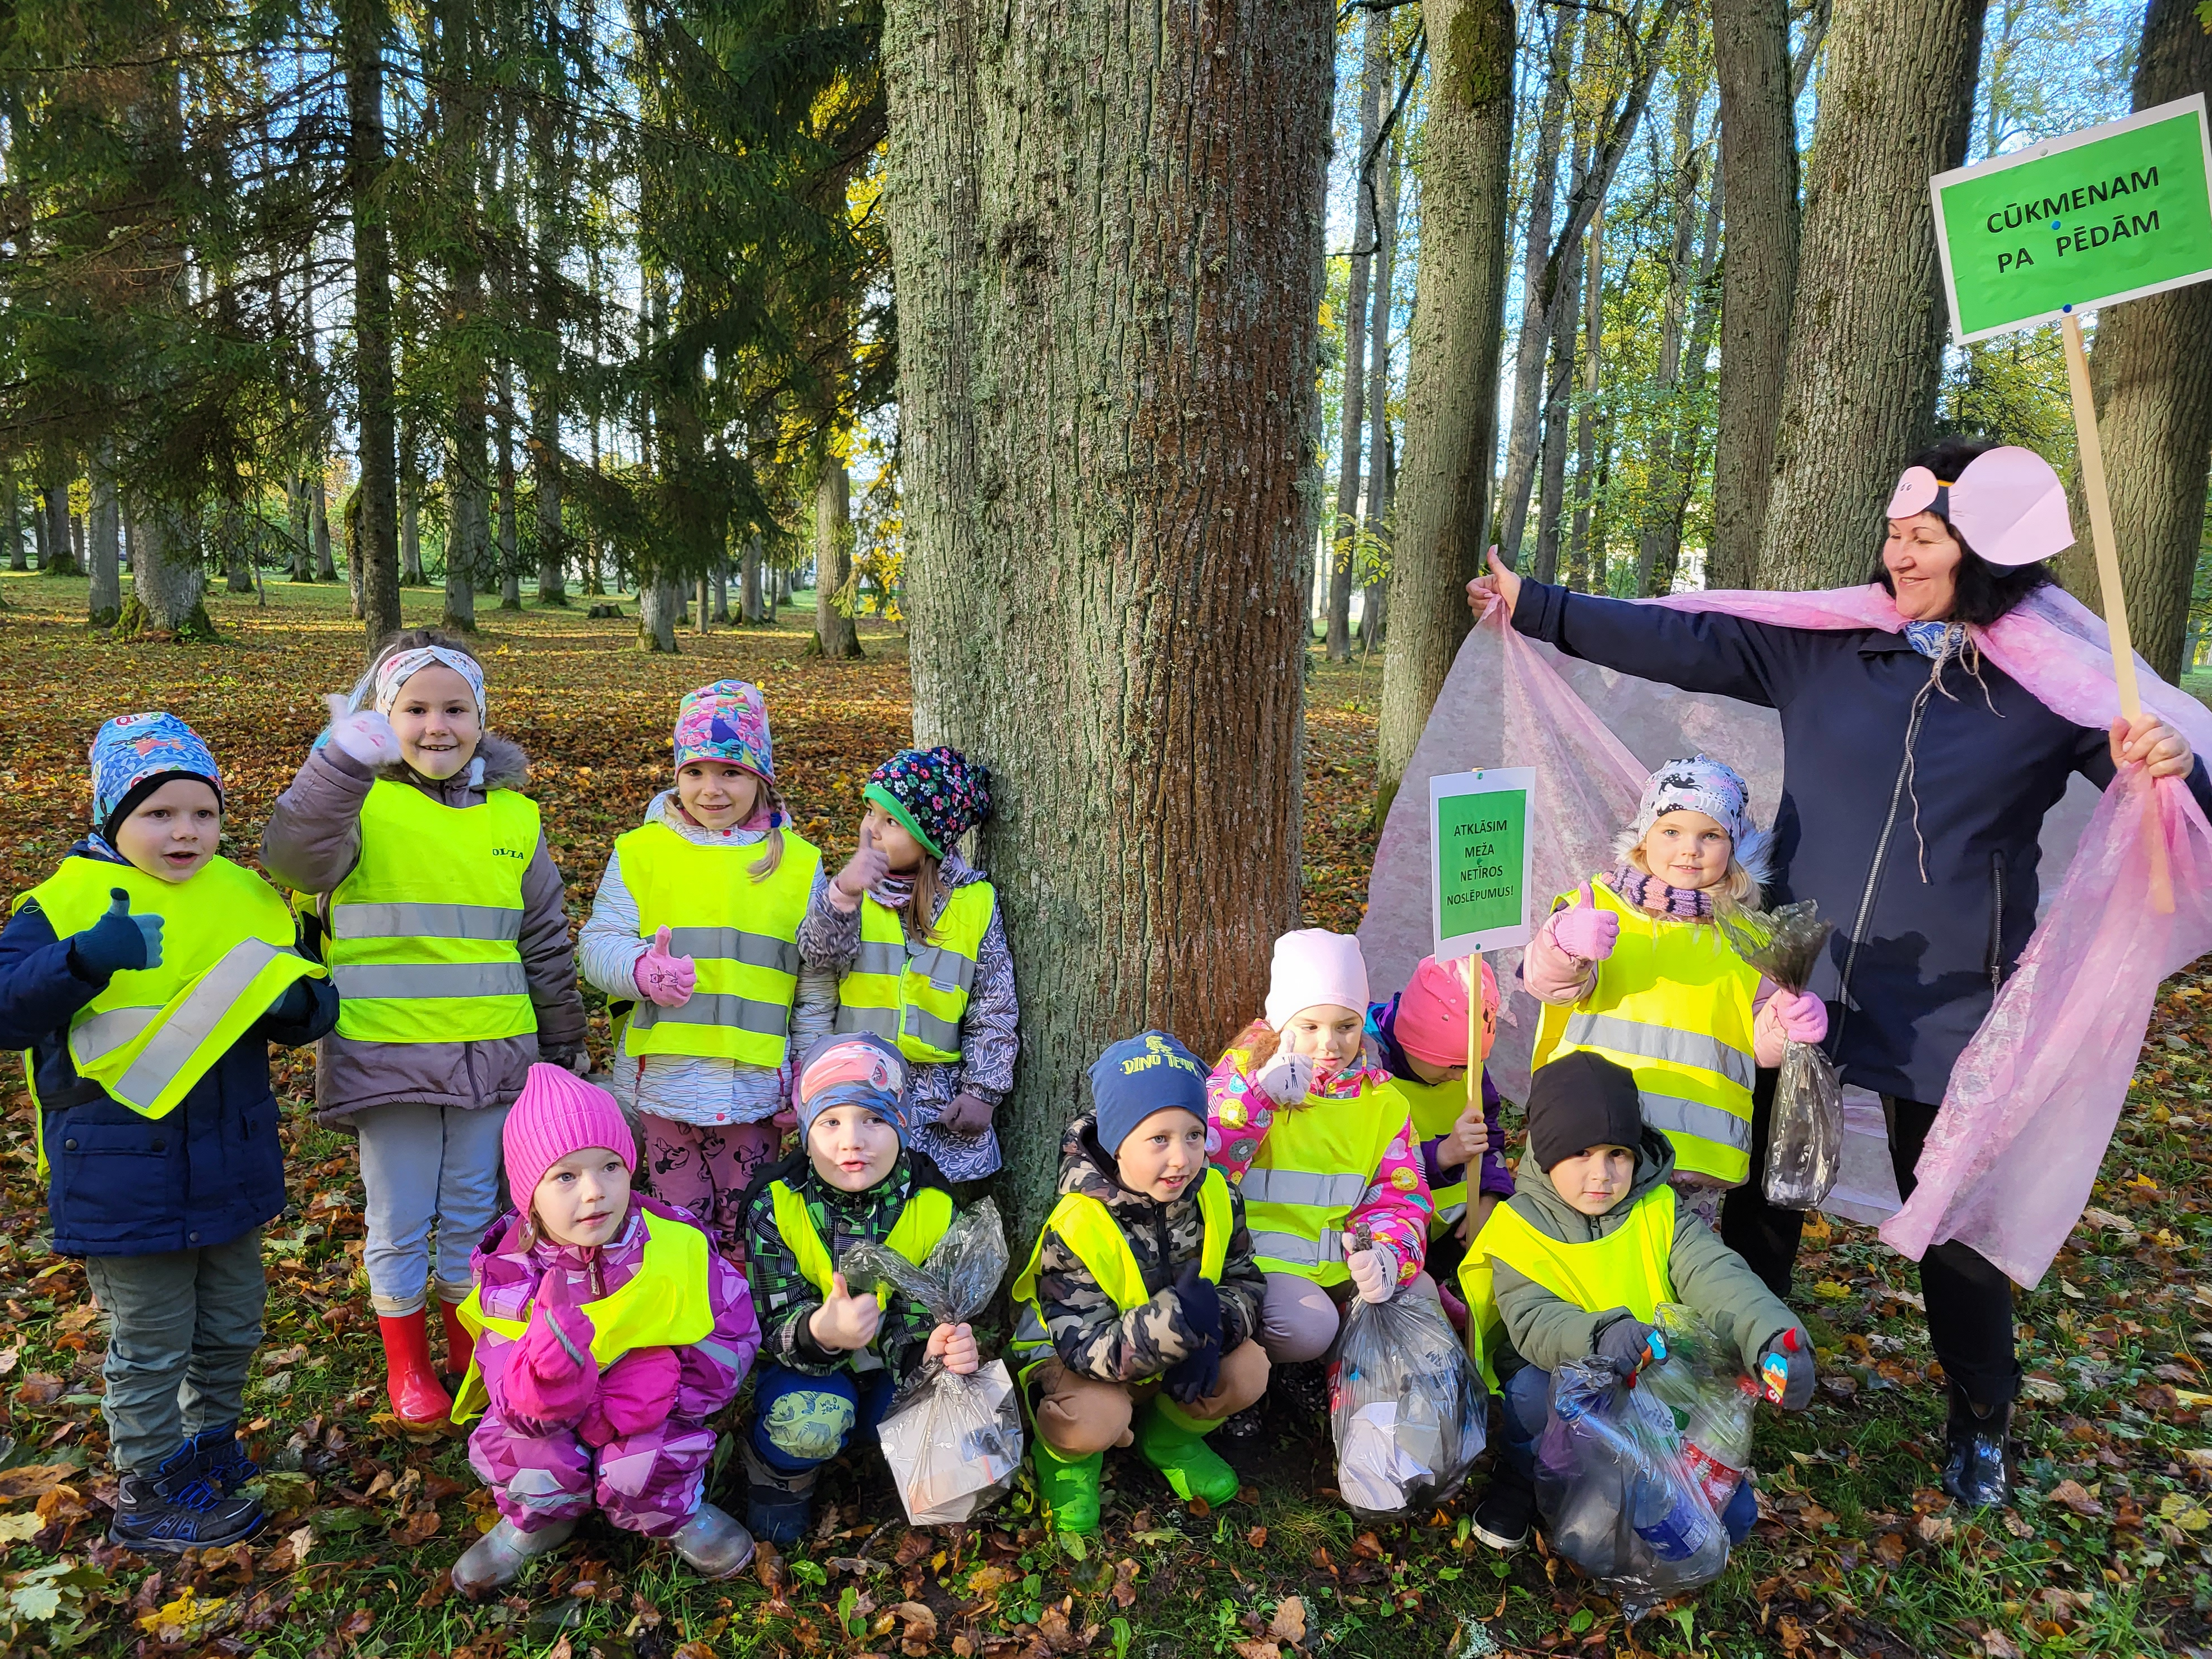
[1033,1115,1267,1383]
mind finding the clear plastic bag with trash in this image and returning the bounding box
[1533,1355,1730,1621]
[1720,901,1845,1210]
[1327,1234,1487,1518]
[839,1198,1025,1527]
[1633,1305,1759,1517]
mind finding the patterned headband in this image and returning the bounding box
[373,646,487,721]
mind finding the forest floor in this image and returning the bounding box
[1,566,2206,1659]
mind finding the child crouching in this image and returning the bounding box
[451,1065,760,1595]
[1012,1034,1271,1534]
[1459,1053,1813,1554]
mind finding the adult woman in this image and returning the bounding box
[1469,437,2210,1508]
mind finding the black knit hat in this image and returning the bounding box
[1526,1052,1644,1173]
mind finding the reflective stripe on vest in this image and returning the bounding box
[1455,1186,1677,1391]
[767,1178,956,1365]
[15,856,323,1122]
[1238,1076,1417,1289]
[1008,1169,1233,1378]
[326,781,540,1044]
[1391,1070,1477,1229]
[832,883,995,1063]
[450,1209,715,1424]
[615,822,823,1066]
[1530,882,1761,1185]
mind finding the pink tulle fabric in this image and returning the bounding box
[1363,581,2212,1289]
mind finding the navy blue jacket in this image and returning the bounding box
[1513,581,2212,1102]
[1,841,340,1256]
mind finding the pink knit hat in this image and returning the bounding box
[1263,929,1371,1031]
[504,1064,636,1209]
[1394,956,1501,1068]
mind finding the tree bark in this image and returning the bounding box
[885,0,1330,1230]
[1637,157,1722,597]
[812,449,860,659]
[497,363,521,608]
[1753,0,1986,591]
[88,453,121,624]
[742,536,765,623]
[399,439,423,584]
[313,469,336,580]
[637,577,682,652]
[115,510,213,641]
[341,0,401,647]
[224,507,254,593]
[43,485,78,576]
[6,477,24,571]
[1566,205,1604,591]
[1358,126,1399,654]
[535,405,566,605]
[2052,0,2212,682]
[1709,0,1800,590]
[1531,180,1586,586]
[1325,12,1386,663]
[1494,8,1577,566]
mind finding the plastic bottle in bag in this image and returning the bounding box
[1677,1377,1757,1513]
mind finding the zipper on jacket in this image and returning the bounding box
[1831,691,1933,1051]
[1986,850,2007,992]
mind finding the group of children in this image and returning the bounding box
[1,625,1826,1588]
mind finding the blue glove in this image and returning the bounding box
[69,889,164,979]
[1164,1334,1222,1406]
[1168,1259,1221,1350]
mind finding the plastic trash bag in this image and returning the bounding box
[840,1199,1024,1526]
[1634,1305,1757,1516]
[1329,1289,1487,1518]
[1533,1356,1729,1621]
[1721,901,1844,1210]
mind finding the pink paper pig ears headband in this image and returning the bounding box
[1884,444,2074,569]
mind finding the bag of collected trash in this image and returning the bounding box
[1329,1278,1487,1518]
[1633,1305,1758,1516]
[841,1199,1024,1526]
[1720,901,1844,1210]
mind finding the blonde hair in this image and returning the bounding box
[1614,828,1763,919]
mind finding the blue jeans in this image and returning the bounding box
[1498,1365,1757,1545]
[749,1363,895,1475]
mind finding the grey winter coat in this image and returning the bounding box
[1489,1127,1806,1379]
[260,733,587,1123]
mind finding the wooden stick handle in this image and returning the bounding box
[2060,310,2141,721]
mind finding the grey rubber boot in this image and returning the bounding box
[669,1502,757,1578]
[451,1517,576,1596]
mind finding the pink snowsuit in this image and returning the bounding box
[465,1195,760,1537]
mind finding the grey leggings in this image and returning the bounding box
[1258,1270,1443,1364]
[356,1101,511,1315]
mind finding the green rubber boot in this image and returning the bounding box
[1135,1398,1240,1506]
[1034,1443,1104,1535]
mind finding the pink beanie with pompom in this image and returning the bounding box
[505,1063,636,1211]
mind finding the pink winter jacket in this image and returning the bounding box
[470,1195,759,1440]
[1522,882,1789,1067]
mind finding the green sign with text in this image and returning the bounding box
[1429,768,1533,959]
[1932,94,2212,342]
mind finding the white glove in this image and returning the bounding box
[1254,1050,1315,1106]
[322,694,402,768]
[1345,1244,1398,1305]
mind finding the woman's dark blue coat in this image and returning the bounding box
[1512,580,2212,1104]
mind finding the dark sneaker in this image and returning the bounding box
[1940,1384,2019,1509]
[1216,1403,1264,1443]
[1273,1360,1329,1418]
[183,1423,258,1496]
[109,1472,265,1554]
[1470,1474,1537,1553]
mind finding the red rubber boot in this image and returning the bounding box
[439,1299,476,1384]
[378,1311,454,1426]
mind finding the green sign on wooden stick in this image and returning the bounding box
[1429,768,1534,961]
[1931,94,2212,344]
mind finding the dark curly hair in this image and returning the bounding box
[1869,435,2056,627]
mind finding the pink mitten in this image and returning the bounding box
[579,1345,682,1446]
[321,694,402,768]
[633,926,697,1008]
[1549,883,1619,962]
[1776,989,1829,1045]
[503,1268,600,1428]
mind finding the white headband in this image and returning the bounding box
[369,646,487,721]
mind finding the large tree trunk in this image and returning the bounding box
[2053,0,2212,682]
[341,0,401,647]
[1358,128,1399,655]
[88,454,121,624]
[1753,0,1986,591]
[886,0,1330,1230]
[6,479,23,571]
[812,451,861,659]
[1530,184,1587,585]
[115,511,212,641]
[1494,8,1577,566]
[1565,206,1604,591]
[43,484,78,575]
[535,411,566,606]
[635,577,683,652]
[1376,0,1515,819]
[313,470,336,580]
[399,447,423,584]
[742,536,765,623]
[1325,12,1386,663]
[1709,0,1800,590]
[496,363,521,609]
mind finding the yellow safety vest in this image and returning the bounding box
[832,882,996,1063]
[1531,882,1762,1186]
[1238,1076,1417,1289]
[768,1178,956,1361]
[1008,1167,1233,1382]
[450,1208,715,1424]
[1456,1185,1677,1389]
[325,780,541,1045]
[614,822,822,1067]
[15,856,322,1125]
[1394,1071,1479,1234]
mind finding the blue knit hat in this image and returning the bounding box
[90,713,222,842]
[795,1032,911,1146]
[1089,1031,1207,1158]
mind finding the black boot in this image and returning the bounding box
[109,1440,265,1554]
[1940,1381,2018,1509]
[1470,1465,1538,1553]
[739,1440,818,1550]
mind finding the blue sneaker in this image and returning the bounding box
[108,1439,265,1554]
[183,1423,259,1496]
